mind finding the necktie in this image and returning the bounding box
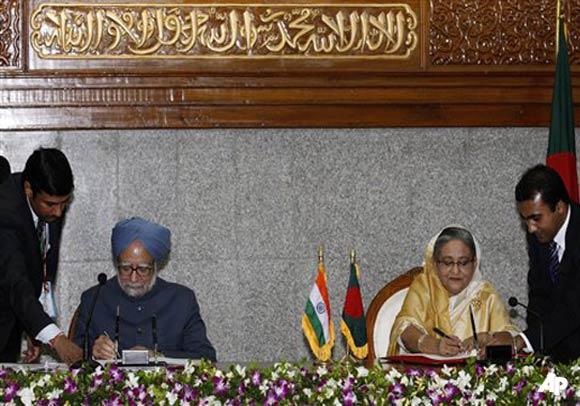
[548,241,560,285]
[37,220,47,257]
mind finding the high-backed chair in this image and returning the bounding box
[68,306,80,340]
[365,266,423,366]
[0,156,11,183]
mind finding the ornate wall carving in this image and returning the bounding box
[0,0,20,68]
[30,3,418,59]
[429,0,567,65]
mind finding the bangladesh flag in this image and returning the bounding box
[340,262,368,359]
[302,262,334,361]
[547,21,579,203]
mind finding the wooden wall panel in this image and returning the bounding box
[0,0,579,129]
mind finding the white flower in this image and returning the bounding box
[17,388,35,406]
[441,365,454,376]
[386,369,402,380]
[270,371,279,381]
[214,369,224,378]
[183,361,196,375]
[356,366,369,378]
[235,365,246,377]
[472,383,484,397]
[165,391,178,405]
[125,372,139,389]
[317,365,328,376]
[571,364,580,374]
[333,399,342,406]
[453,370,472,390]
[46,389,63,400]
[521,365,534,376]
[486,392,498,402]
[226,371,234,379]
[498,377,509,392]
[303,388,313,397]
[484,364,498,376]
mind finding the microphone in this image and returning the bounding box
[152,314,158,364]
[77,273,107,367]
[508,296,544,355]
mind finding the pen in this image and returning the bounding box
[433,327,453,340]
[470,305,479,351]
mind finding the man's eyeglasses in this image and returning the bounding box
[436,258,475,272]
[118,263,154,277]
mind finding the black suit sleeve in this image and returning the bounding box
[0,228,53,338]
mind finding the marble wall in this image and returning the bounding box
[0,128,558,362]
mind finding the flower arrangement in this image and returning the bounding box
[1,357,580,405]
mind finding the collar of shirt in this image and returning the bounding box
[553,204,571,262]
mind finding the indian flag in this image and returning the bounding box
[302,262,334,361]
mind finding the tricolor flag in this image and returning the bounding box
[341,262,368,359]
[547,20,579,203]
[302,262,334,361]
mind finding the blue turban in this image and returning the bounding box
[111,217,171,261]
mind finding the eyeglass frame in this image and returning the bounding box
[117,262,156,277]
[435,257,475,272]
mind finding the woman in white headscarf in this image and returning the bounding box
[388,226,519,356]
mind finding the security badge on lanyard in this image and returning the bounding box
[37,221,57,320]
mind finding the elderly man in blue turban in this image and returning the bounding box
[73,217,216,361]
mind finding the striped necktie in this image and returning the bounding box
[37,221,47,257]
[548,241,560,285]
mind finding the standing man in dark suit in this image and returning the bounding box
[514,164,580,363]
[0,148,82,364]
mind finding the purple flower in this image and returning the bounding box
[64,376,78,394]
[225,399,241,406]
[565,386,575,399]
[251,371,262,387]
[388,382,405,398]
[183,384,198,401]
[274,380,289,399]
[91,373,103,388]
[406,368,423,378]
[200,372,210,382]
[527,388,546,405]
[426,389,444,406]
[238,380,248,396]
[263,390,277,405]
[0,368,7,379]
[424,368,438,379]
[474,363,484,377]
[443,383,460,401]
[300,367,309,376]
[4,381,19,402]
[512,378,526,393]
[109,366,124,384]
[485,400,495,406]
[213,376,229,397]
[342,389,356,406]
[505,361,515,376]
[103,394,123,406]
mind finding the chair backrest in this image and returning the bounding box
[68,306,80,340]
[365,266,423,366]
[0,156,10,183]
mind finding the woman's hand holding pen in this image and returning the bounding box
[433,327,467,356]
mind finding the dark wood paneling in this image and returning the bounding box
[0,0,579,129]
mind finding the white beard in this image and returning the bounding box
[120,273,157,298]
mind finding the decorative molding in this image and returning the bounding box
[30,2,419,59]
[0,0,20,69]
[429,0,562,66]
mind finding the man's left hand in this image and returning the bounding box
[21,335,41,363]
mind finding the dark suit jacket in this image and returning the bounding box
[525,202,580,363]
[0,173,63,361]
[73,277,217,362]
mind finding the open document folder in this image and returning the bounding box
[381,350,478,366]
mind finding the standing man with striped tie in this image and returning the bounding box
[0,148,82,364]
[515,164,580,363]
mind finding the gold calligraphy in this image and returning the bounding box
[30,3,418,59]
